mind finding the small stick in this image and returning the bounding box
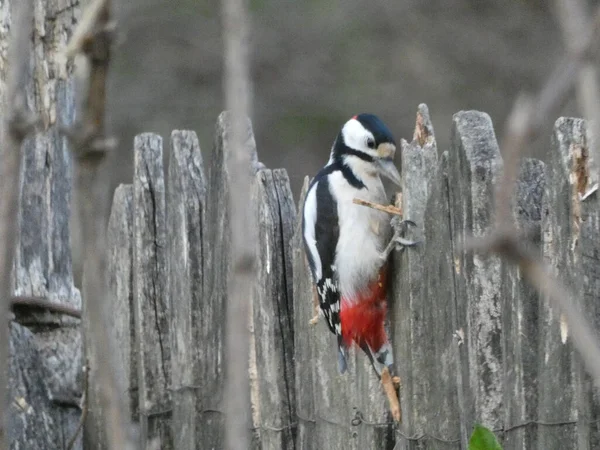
[353,198,403,217]
[381,367,401,422]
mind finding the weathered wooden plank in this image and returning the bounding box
[84,184,136,450]
[8,10,83,442]
[501,158,545,450]
[167,130,206,450]
[133,133,172,449]
[292,177,317,450]
[8,322,63,449]
[579,154,600,450]
[249,168,297,449]
[107,184,137,418]
[447,111,504,446]
[392,104,460,449]
[537,117,600,450]
[201,112,262,448]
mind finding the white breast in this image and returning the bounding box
[327,170,391,302]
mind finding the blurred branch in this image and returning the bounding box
[64,0,135,448]
[10,296,82,319]
[469,1,600,385]
[221,0,254,447]
[555,0,600,187]
[0,0,35,446]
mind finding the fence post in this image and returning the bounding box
[537,117,600,449]
[10,103,83,447]
[447,111,504,445]
[167,130,206,450]
[249,167,297,449]
[501,158,545,450]
[133,133,172,449]
[292,177,317,450]
[391,104,460,449]
[107,184,137,419]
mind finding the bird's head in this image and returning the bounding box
[331,113,401,186]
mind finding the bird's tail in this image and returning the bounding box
[339,267,395,377]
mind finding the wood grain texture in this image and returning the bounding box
[250,168,297,450]
[133,133,172,449]
[502,158,545,450]
[447,111,504,446]
[392,104,459,449]
[292,177,317,450]
[3,0,83,447]
[167,130,206,450]
[107,185,137,419]
[537,117,600,450]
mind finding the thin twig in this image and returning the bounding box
[0,0,35,447]
[65,0,134,448]
[380,368,401,423]
[221,0,254,448]
[353,198,404,216]
[10,296,82,319]
[66,361,89,450]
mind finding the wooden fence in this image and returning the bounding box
[8,104,600,449]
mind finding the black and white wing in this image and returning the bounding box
[302,172,348,371]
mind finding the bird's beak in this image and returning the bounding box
[377,158,402,186]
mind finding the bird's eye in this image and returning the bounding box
[366,138,375,149]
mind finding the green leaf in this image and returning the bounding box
[468,424,502,450]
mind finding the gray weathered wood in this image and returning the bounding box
[4,1,84,447]
[108,184,137,419]
[249,168,297,450]
[85,184,137,450]
[133,133,172,449]
[167,130,206,450]
[537,117,600,450]
[447,110,504,446]
[502,158,545,450]
[292,177,317,450]
[8,323,63,449]
[392,104,459,449]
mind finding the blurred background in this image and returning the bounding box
[107,0,577,199]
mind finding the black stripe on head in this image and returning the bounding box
[331,133,374,162]
[353,113,396,146]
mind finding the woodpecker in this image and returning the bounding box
[302,113,415,377]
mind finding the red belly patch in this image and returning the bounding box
[340,268,388,352]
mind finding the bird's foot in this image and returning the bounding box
[309,314,320,326]
[379,217,420,261]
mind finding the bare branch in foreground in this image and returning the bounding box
[221,0,254,447]
[468,1,600,385]
[0,0,35,446]
[65,0,135,448]
[10,296,82,319]
[555,0,600,190]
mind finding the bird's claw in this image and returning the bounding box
[380,218,420,260]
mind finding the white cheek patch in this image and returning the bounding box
[342,119,376,156]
